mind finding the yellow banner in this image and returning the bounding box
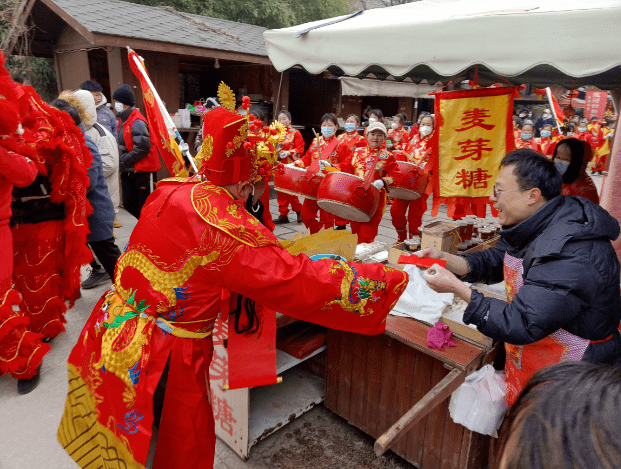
[438,93,510,198]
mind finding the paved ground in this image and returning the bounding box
[0,174,605,469]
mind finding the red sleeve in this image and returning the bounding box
[0,147,38,187]
[382,154,401,187]
[297,142,315,167]
[220,243,408,335]
[336,151,355,174]
[292,130,305,159]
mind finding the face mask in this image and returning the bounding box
[420,126,432,137]
[368,117,377,124]
[578,127,587,133]
[540,130,551,138]
[567,132,574,137]
[554,159,570,175]
[391,122,399,130]
[417,119,421,124]
[344,123,356,133]
[321,126,335,138]
[114,102,124,113]
[519,113,526,118]
[543,113,551,119]
[521,133,533,140]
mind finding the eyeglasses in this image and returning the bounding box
[493,185,528,198]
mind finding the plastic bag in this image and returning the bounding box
[390,265,454,323]
[449,364,508,437]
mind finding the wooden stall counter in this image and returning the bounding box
[325,315,496,469]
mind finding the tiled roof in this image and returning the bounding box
[51,0,268,56]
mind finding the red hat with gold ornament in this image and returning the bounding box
[196,82,286,185]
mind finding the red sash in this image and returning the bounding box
[122,109,161,173]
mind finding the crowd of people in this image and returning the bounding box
[1,53,620,469]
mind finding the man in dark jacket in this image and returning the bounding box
[112,84,160,219]
[50,100,121,287]
[420,149,621,405]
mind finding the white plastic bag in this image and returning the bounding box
[449,364,508,437]
[390,265,454,323]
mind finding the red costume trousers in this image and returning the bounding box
[351,193,387,244]
[390,193,429,241]
[277,192,302,216]
[301,199,334,234]
[0,224,49,379]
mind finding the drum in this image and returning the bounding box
[389,161,427,200]
[316,172,381,223]
[274,164,324,200]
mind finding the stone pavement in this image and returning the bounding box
[0,173,604,469]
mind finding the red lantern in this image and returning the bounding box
[270,128,278,136]
[242,96,251,105]
[243,141,252,150]
[249,114,255,121]
[227,141,235,150]
[262,126,269,134]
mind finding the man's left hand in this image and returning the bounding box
[423,264,472,303]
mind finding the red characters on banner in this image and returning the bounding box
[455,108,496,132]
[209,349,228,382]
[455,138,493,161]
[211,391,237,436]
[455,168,493,190]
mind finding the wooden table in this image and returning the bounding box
[325,315,494,469]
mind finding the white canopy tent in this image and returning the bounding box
[264,0,621,89]
[340,77,441,98]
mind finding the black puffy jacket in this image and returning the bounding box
[117,106,151,172]
[462,195,621,365]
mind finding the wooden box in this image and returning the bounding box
[421,221,461,255]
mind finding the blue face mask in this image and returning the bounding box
[554,159,570,175]
[521,133,533,140]
[540,130,551,138]
[567,132,574,137]
[321,126,335,138]
[344,123,356,133]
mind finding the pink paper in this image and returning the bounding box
[427,322,456,350]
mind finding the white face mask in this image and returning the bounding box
[554,159,570,175]
[578,127,587,133]
[391,122,399,130]
[420,125,432,137]
[114,102,124,113]
[368,117,377,124]
[543,113,551,119]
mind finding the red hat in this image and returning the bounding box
[197,82,286,185]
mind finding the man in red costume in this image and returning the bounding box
[0,57,50,394]
[273,110,304,225]
[58,95,408,469]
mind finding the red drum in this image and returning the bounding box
[274,164,324,200]
[389,161,427,200]
[316,172,381,223]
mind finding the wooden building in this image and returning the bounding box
[11,0,278,116]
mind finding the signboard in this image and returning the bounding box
[584,91,608,120]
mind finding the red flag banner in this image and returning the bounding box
[427,87,516,217]
[584,91,608,120]
[127,50,188,177]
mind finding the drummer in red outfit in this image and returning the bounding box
[273,110,304,225]
[294,113,349,233]
[327,122,401,244]
[537,124,557,158]
[387,113,410,155]
[338,114,367,152]
[391,115,435,241]
[514,122,541,152]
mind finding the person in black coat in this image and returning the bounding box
[419,149,621,404]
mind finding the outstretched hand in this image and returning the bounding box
[423,264,472,303]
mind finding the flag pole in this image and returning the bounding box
[127,46,198,173]
[545,87,564,135]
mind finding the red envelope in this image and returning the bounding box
[397,254,447,269]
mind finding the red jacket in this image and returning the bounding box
[121,109,161,173]
[296,135,349,168]
[279,126,305,164]
[0,147,37,225]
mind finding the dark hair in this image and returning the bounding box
[249,106,266,124]
[346,113,360,125]
[277,110,292,121]
[370,108,383,120]
[50,99,81,126]
[542,123,553,130]
[393,112,407,124]
[567,122,577,132]
[321,112,338,126]
[553,138,590,185]
[591,115,599,121]
[500,149,562,200]
[495,361,621,469]
[79,80,103,92]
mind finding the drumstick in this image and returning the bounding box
[312,128,322,162]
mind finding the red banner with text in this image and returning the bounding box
[428,87,516,217]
